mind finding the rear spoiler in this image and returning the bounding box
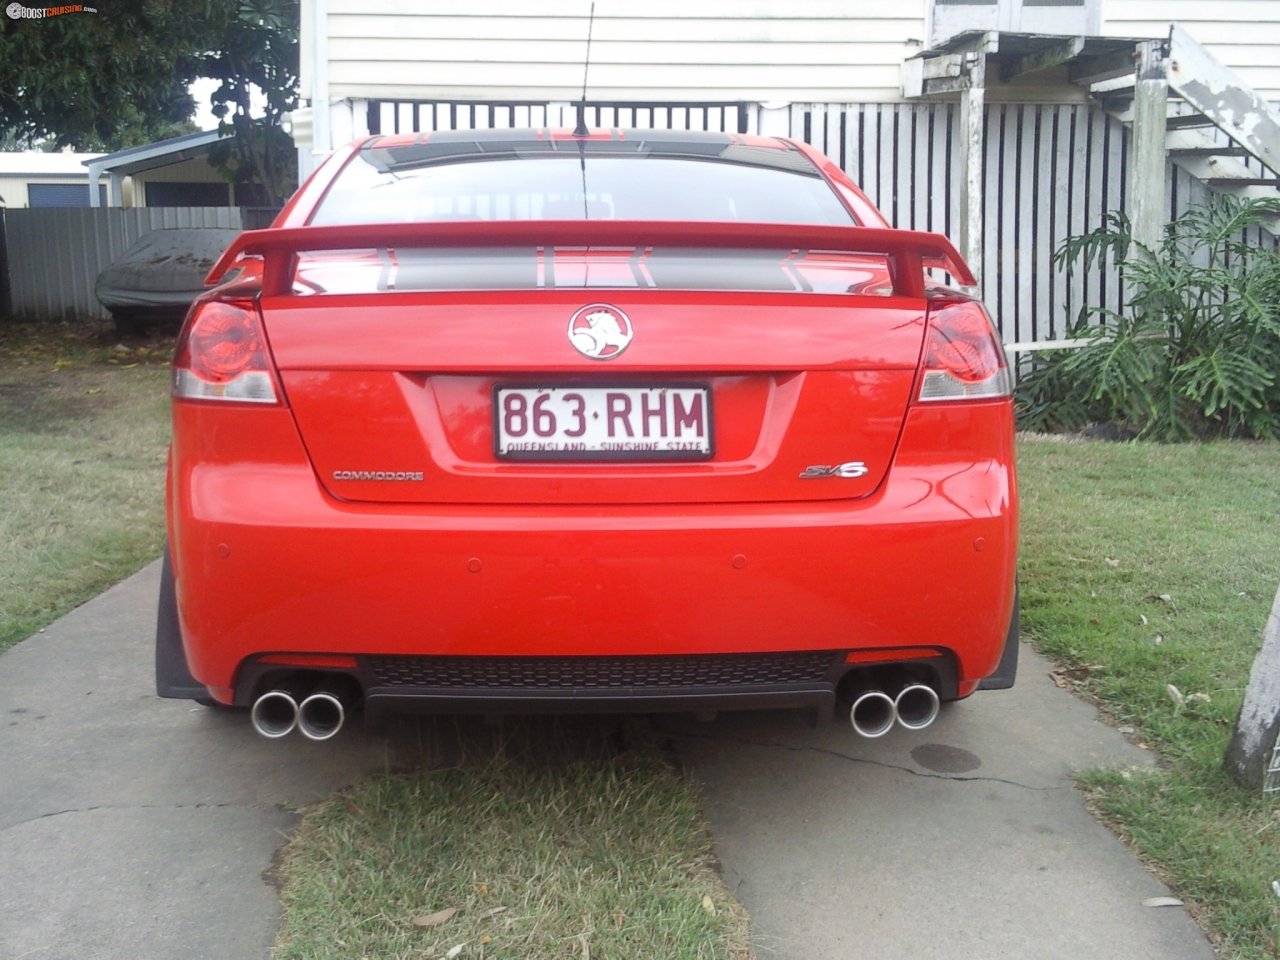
[206,220,976,298]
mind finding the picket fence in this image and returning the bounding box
[368,97,1249,347]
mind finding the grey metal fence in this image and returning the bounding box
[2,207,249,322]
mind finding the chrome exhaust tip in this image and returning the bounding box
[297,691,345,742]
[850,690,897,738]
[250,690,299,739]
[894,683,941,731]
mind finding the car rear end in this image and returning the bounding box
[161,130,1017,739]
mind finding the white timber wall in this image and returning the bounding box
[1103,1,1280,100]
[302,0,929,104]
[268,2,1280,341]
[302,0,1280,106]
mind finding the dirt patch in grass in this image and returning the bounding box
[0,370,122,433]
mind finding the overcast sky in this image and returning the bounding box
[189,77,267,131]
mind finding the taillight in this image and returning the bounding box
[173,299,280,404]
[916,299,1011,402]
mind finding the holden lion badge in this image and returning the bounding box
[568,304,633,360]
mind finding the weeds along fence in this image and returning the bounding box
[0,206,278,323]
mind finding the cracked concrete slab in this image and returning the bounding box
[1,562,1218,959]
[664,646,1215,960]
[2,805,298,960]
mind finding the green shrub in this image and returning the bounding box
[1016,196,1280,440]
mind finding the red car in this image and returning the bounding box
[155,128,1018,741]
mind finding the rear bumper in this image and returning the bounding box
[168,403,1017,706]
[363,687,836,718]
[236,651,857,717]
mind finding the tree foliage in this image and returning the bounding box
[1016,196,1280,441]
[0,1,298,202]
[203,0,299,204]
[0,1,209,150]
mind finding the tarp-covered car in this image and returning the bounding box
[96,228,241,332]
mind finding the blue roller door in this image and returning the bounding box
[27,183,106,207]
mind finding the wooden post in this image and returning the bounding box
[1225,582,1280,793]
[1130,39,1168,254]
[757,104,792,138]
[957,52,986,295]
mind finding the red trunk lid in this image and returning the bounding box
[261,289,926,505]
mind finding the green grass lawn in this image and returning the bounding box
[274,725,753,960]
[0,323,171,651]
[1018,434,1280,960]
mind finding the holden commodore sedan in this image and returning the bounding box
[155,128,1018,741]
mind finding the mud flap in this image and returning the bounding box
[977,585,1019,691]
[154,544,206,700]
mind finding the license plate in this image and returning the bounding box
[494,385,713,460]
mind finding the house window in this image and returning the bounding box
[145,181,231,207]
[930,0,1099,45]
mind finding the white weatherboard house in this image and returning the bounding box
[290,0,1280,348]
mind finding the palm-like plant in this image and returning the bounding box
[1017,196,1280,440]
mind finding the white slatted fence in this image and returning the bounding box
[367,97,1240,345]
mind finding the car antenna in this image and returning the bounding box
[573,0,596,137]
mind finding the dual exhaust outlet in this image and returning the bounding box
[849,683,941,738]
[250,687,347,741]
[251,679,935,741]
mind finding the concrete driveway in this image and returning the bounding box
[1,561,1214,959]
[665,681,1213,958]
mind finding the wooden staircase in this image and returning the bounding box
[1093,25,1280,235]
[900,26,1280,295]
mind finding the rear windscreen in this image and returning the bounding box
[310,152,857,227]
[291,247,893,296]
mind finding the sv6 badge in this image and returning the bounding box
[799,462,869,479]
